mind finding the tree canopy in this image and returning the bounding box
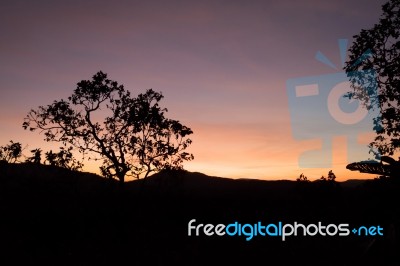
[344,0,400,157]
[0,140,22,163]
[23,71,194,183]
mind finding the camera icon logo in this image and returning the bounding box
[286,39,380,168]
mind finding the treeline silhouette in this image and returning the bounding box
[0,140,83,170]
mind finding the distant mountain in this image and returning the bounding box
[0,162,115,198]
[0,161,105,182]
[340,179,370,188]
[1,162,369,194]
[128,169,298,198]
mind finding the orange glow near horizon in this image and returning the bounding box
[0,105,381,182]
[149,122,375,181]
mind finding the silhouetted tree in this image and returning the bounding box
[45,150,57,166]
[327,170,336,181]
[45,147,84,171]
[296,173,310,182]
[344,0,400,157]
[26,148,42,164]
[319,170,336,182]
[0,141,22,163]
[315,170,340,198]
[23,71,194,183]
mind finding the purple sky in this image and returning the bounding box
[0,0,387,180]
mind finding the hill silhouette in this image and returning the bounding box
[0,162,399,265]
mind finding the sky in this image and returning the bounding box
[0,0,388,181]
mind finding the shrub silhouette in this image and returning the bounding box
[25,148,42,164]
[320,170,336,181]
[44,147,84,171]
[296,173,310,182]
[0,140,22,163]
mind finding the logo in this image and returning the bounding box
[286,39,380,167]
[188,219,383,241]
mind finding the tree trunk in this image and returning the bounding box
[118,174,125,184]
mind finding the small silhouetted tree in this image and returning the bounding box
[45,150,57,166]
[45,147,84,171]
[0,141,22,163]
[319,170,336,182]
[23,71,194,183]
[297,173,310,182]
[327,170,336,181]
[26,148,42,164]
[344,0,400,157]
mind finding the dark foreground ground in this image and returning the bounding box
[0,162,399,265]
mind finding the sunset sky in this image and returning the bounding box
[0,0,388,181]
